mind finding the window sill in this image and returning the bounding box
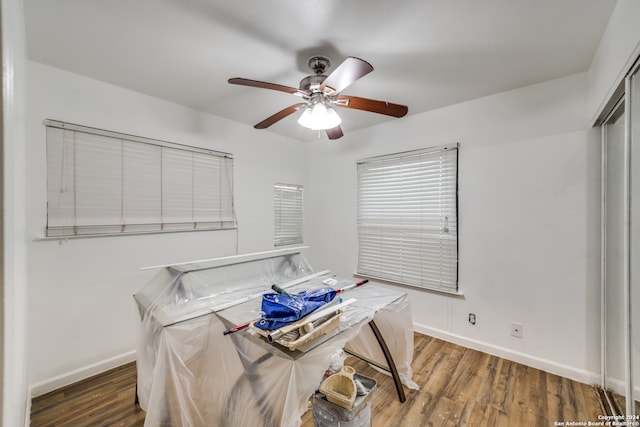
[33,226,238,242]
[353,273,464,298]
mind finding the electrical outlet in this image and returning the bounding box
[468,313,476,325]
[511,322,523,338]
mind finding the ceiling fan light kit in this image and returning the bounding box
[228,55,408,140]
[297,101,342,130]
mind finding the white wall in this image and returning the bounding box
[588,0,640,123]
[304,72,602,384]
[25,61,307,394]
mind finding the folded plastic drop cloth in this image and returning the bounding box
[254,287,337,330]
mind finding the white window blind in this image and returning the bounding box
[356,145,459,293]
[46,120,235,237]
[274,183,304,246]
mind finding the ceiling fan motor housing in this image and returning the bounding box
[299,75,326,93]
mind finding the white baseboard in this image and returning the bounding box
[29,350,137,398]
[414,323,601,386]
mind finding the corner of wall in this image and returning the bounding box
[2,0,29,425]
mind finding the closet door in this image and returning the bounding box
[604,101,627,414]
[630,63,640,416]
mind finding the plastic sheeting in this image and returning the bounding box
[134,250,418,427]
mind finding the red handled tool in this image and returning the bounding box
[336,279,368,293]
[223,320,254,335]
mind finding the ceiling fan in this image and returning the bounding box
[228,56,408,140]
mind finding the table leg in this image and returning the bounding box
[367,319,406,403]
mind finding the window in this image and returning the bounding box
[45,120,236,237]
[356,145,459,293]
[273,183,303,246]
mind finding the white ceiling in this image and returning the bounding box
[24,0,617,141]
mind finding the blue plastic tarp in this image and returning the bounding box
[254,287,337,330]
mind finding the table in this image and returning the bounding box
[134,249,418,427]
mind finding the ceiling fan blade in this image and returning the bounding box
[229,78,309,97]
[254,103,306,129]
[326,126,344,140]
[319,57,374,96]
[335,95,408,118]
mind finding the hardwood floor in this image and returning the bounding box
[30,363,145,427]
[31,333,608,426]
[303,334,608,427]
